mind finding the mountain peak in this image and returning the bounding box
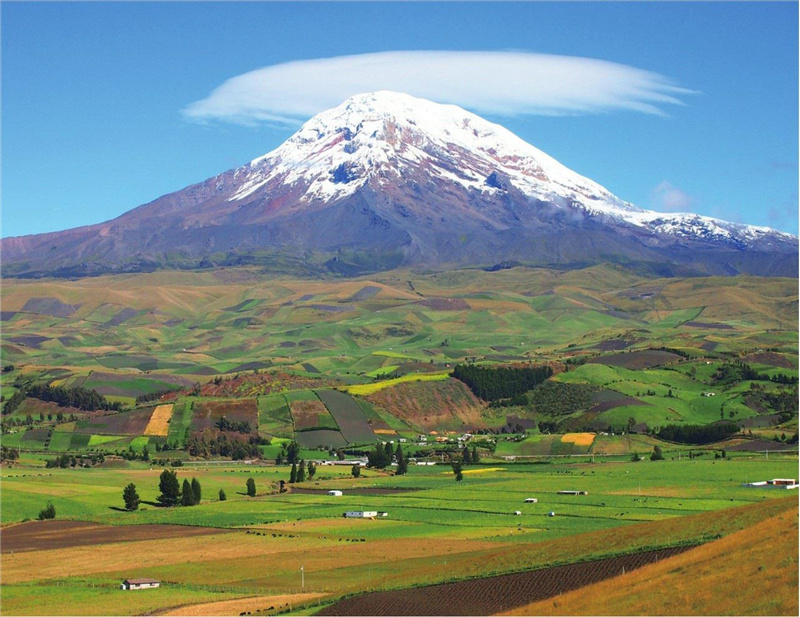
[2,92,796,278]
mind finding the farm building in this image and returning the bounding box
[120,578,160,590]
[331,459,367,467]
[524,498,538,503]
[514,510,522,515]
[744,479,798,489]
[328,490,343,496]
[701,392,716,397]
[344,511,378,518]
[557,490,588,495]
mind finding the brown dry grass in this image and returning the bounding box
[145,404,174,436]
[501,505,799,616]
[561,433,595,447]
[290,400,331,430]
[160,592,328,616]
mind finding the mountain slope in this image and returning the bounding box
[2,91,796,278]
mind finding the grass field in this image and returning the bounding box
[0,455,797,615]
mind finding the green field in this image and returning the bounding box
[0,455,797,615]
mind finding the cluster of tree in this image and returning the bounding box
[275,441,300,465]
[119,445,149,461]
[155,469,202,507]
[135,389,180,405]
[366,442,409,473]
[714,362,798,386]
[289,459,317,483]
[657,422,739,445]
[214,416,253,434]
[351,464,361,478]
[650,445,664,461]
[460,445,480,464]
[488,393,530,408]
[186,433,266,459]
[527,382,599,416]
[150,457,184,467]
[38,501,56,520]
[451,461,463,481]
[45,453,105,468]
[0,445,19,462]
[452,364,553,402]
[2,389,27,415]
[25,384,123,411]
[2,364,15,373]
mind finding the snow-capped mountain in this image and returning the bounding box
[2,91,796,278]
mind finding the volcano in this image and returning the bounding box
[2,91,796,278]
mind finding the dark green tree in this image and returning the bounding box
[297,459,306,483]
[191,477,202,503]
[219,488,227,501]
[384,441,394,463]
[123,483,140,511]
[142,445,150,461]
[462,446,472,464]
[351,464,361,478]
[395,444,407,475]
[471,446,480,463]
[650,445,664,461]
[157,469,181,507]
[286,441,300,464]
[246,477,256,497]
[38,501,56,520]
[181,479,196,506]
[289,463,297,483]
[307,460,316,480]
[451,461,463,482]
[631,452,642,462]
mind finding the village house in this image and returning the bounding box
[120,578,160,591]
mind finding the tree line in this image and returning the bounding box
[657,422,739,445]
[22,384,122,412]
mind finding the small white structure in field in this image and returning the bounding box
[701,392,716,397]
[344,510,378,518]
[524,498,538,503]
[328,490,343,496]
[120,578,160,590]
[514,510,522,516]
[548,512,555,517]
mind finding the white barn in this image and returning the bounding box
[344,510,378,518]
[328,490,343,496]
[120,578,160,590]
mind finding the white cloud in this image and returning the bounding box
[182,50,693,125]
[651,180,695,212]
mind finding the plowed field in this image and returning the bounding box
[318,546,694,616]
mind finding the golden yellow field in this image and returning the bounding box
[344,371,450,395]
[561,433,595,447]
[501,505,799,616]
[161,592,327,616]
[144,404,174,437]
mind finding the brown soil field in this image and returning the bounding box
[417,298,471,311]
[366,379,486,431]
[318,546,694,616]
[191,399,258,432]
[145,404,174,436]
[197,371,335,398]
[160,592,328,616]
[740,351,796,368]
[291,399,331,430]
[74,407,156,435]
[726,439,797,452]
[587,350,683,370]
[505,506,799,616]
[0,520,232,553]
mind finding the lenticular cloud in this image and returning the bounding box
[183,50,693,126]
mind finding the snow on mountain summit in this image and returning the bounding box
[225,91,790,248]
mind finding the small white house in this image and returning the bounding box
[120,578,160,591]
[327,490,343,496]
[524,498,538,503]
[514,510,522,515]
[344,510,378,518]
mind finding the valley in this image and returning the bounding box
[0,264,797,615]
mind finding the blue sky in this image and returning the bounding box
[2,2,798,237]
